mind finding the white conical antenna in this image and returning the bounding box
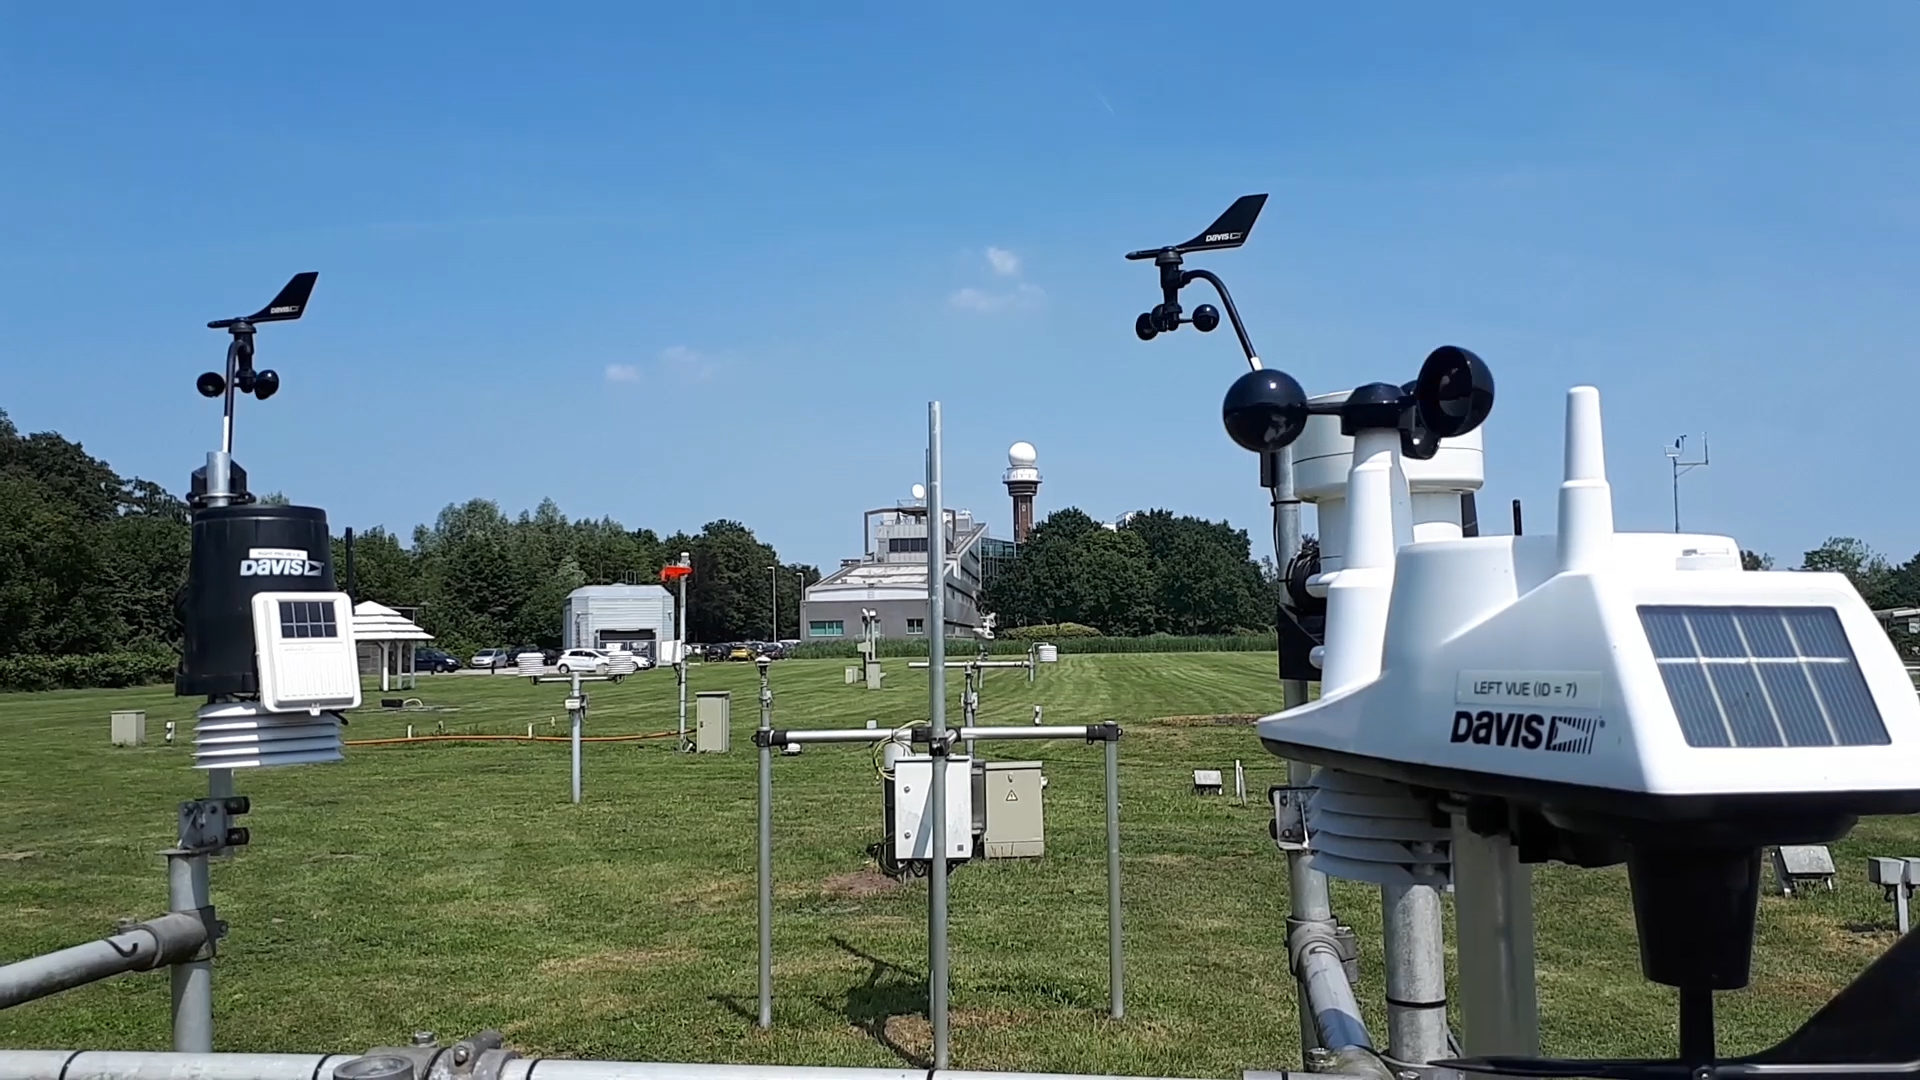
[1557,386,1614,573]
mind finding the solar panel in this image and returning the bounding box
[1638,605,1889,748]
[277,598,340,640]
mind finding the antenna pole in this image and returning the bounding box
[1667,434,1709,532]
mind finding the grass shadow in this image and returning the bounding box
[825,935,931,1068]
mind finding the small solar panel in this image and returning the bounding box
[277,599,339,640]
[1638,605,1889,748]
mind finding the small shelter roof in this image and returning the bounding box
[352,601,433,643]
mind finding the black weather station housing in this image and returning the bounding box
[176,272,334,697]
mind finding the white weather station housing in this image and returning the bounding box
[1223,348,1920,1077]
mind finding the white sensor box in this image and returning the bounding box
[894,754,974,861]
[250,591,361,713]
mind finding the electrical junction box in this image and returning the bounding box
[110,710,148,747]
[696,691,731,753]
[249,592,361,713]
[983,760,1045,858]
[893,754,974,861]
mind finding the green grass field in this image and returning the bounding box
[0,654,1912,1077]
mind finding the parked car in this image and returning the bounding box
[604,646,656,672]
[415,647,460,674]
[470,648,513,671]
[556,648,610,675]
[509,645,557,666]
[728,643,754,662]
[702,643,731,663]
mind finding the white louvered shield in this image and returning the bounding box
[1306,768,1452,888]
[192,700,343,769]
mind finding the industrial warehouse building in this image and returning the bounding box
[799,442,1039,640]
[561,584,678,661]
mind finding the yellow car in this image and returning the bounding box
[729,645,754,661]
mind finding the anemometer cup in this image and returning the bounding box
[1222,368,1309,453]
[1413,345,1494,439]
[197,372,226,398]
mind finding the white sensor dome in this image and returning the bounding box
[912,483,926,500]
[1008,441,1038,467]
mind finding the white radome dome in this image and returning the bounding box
[1008,441,1038,467]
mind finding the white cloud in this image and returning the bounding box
[604,346,724,386]
[950,246,1041,314]
[657,344,720,383]
[948,282,1045,313]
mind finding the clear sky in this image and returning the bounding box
[3,3,1915,571]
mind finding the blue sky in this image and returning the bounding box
[3,3,1916,571]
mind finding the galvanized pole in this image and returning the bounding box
[1285,758,1337,1054]
[199,458,239,849]
[677,552,690,751]
[1271,443,1331,1054]
[1451,817,1539,1059]
[962,665,978,758]
[1104,732,1125,1020]
[926,401,951,1070]
[167,852,213,1052]
[1382,879,1449,1063]
[568,671,584,805]
[756,661,774,1030]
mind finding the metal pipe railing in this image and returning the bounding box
[0,914,209,1011]
[1297,939,1371,1053]
[0,1052,1367,1080]
[955,725,1107,741]
[0,1052,357,1080]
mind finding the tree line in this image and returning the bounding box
[8,406,1919,688]
[0,408,822,668]
[982,508,1278,636]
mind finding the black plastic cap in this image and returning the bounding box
[1222,368,1309,453]
[1339,382,1408,435]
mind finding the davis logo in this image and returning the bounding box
[1450,710,1600,755]
[239,558,325,577]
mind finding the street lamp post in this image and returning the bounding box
[794,571,805,642]
[767,565,778,643]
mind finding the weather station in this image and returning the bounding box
[1184,223,1920,1074]
[9,206,1920,1080]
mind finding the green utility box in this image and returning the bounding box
[983,759,1045,858]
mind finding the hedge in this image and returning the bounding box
[1000,622,1101,640]
[783,633,1277,660]
[0,649,178,693]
